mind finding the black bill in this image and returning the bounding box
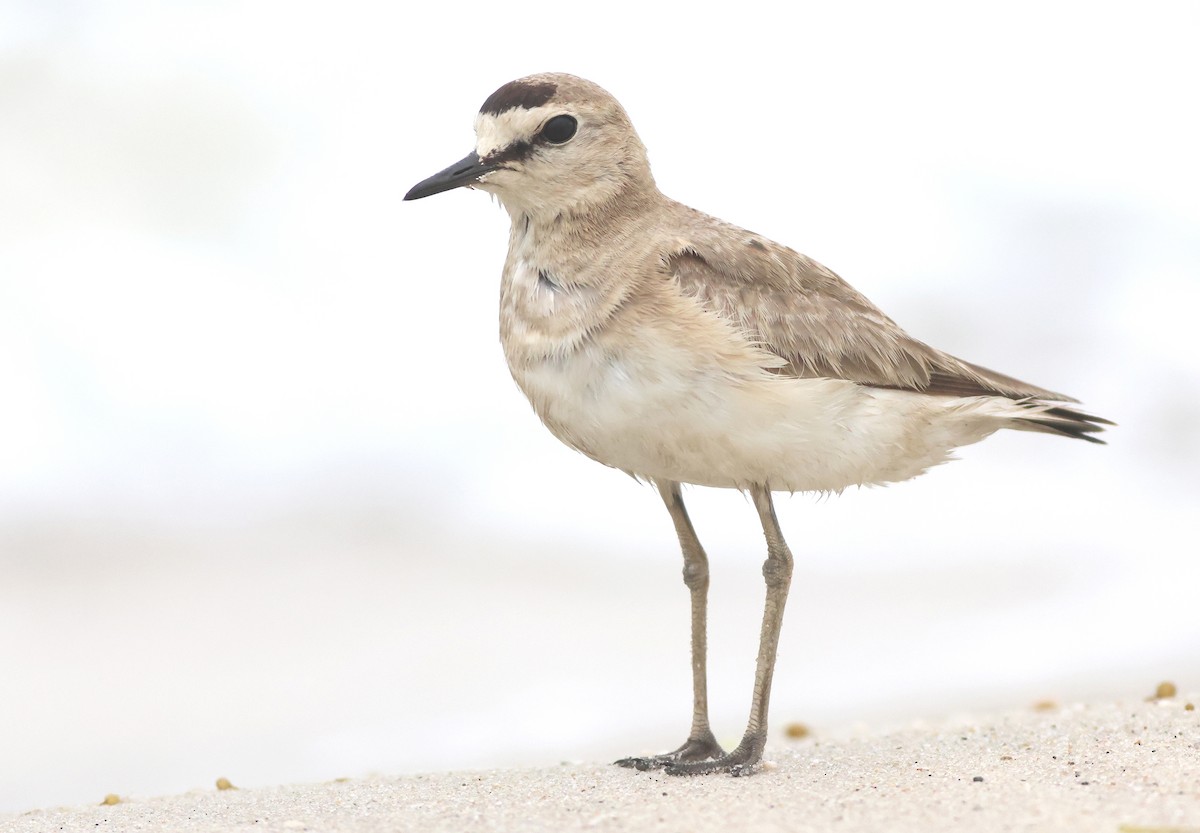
[404,151,498,201]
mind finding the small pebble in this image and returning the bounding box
[100,794,121,806]
[1186,703,1195,711]
[1154,681,1176,699]
[216,777,236,791]
[784,722,811,739]
[972,776,984,782]
[1032,700,1057,712]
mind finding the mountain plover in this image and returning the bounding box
[404,73,1109,775]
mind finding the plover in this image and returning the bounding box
[404,73,1109,776]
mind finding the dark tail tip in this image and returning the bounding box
[1018,404,1113,444]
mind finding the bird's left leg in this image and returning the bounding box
[615,480,725,770]
[666,484,793,776]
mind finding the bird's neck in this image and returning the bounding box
[507,181,659,259]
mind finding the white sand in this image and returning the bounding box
[5,698,1197,833]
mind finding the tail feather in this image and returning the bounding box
[922,356,1112,445]
[1012,400,1113,444]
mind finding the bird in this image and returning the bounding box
[403,72,1110,776]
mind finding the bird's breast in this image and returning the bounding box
[500,281,796,485]
[499,257,594,356]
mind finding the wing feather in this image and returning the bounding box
[665,211,1076,403]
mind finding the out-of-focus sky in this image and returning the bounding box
[2,0,1198,815]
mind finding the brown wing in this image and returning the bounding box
[665,210,1076,402]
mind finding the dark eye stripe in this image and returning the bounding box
[483,140,534,166]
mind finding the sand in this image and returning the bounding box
[4,698,1197,833]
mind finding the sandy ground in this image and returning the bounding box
[5,698,1197,833]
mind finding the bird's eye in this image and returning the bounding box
[539,115,577,144]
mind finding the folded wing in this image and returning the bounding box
[665,214,1111,443]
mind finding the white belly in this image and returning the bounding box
[509,337,1008,492]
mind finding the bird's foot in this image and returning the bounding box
[662,734,765,777]
[614,732,725,771]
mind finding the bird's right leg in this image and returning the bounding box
[615,480,725,771]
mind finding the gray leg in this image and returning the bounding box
[666,484,793,776]
[615,480,725,770]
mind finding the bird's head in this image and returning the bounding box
[404,73,654,218]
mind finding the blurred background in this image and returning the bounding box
[2,0,1198,815]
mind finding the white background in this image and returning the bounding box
[2,0,1198,815]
